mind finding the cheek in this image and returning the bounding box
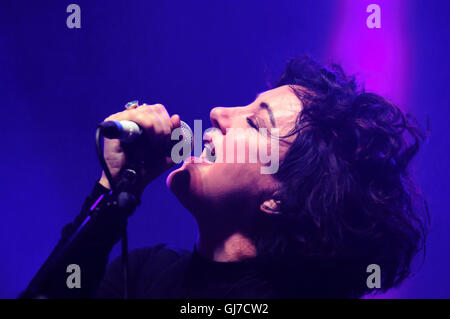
[200,160,263,205]
[211,129,279,180]
[215,129,261,164]
[203,162,278,214]
[179,130,279,203]
[204,162,258,191]
[207,168,257,213]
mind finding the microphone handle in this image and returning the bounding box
[98,120,193,159]
[99,120,142,142]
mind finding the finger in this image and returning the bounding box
[144,106,166,136]
[137,104,165,133]
[148,104,169,134]
[155,104,171,125]
[103,102,150,123]
[124,109,159,134]
[153,105,172,136]
[104,111,126,122]
[171,114,181,129]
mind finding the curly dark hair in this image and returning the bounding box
[252,56,429,298]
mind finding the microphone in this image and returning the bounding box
[98,119,193,150]
[99,120,143,141]
[96,119,193,300]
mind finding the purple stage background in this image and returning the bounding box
[0,0,449,298]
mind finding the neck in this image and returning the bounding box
[196,228,257,262]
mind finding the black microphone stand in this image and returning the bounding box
[95,125,144,299]
[114,167,141,299]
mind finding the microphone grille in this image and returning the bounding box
[179,121,193,151]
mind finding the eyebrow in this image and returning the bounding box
[259,102,276,127]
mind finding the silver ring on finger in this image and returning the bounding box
[124,100,139,110]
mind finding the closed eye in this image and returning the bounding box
[246,117,258,129]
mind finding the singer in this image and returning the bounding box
[21,56,429,299]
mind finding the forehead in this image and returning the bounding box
[257,85,302,114]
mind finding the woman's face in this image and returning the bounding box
[167,85,302,226]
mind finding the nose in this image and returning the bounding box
[210,106,231,135]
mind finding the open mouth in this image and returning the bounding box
[200,137,216,164]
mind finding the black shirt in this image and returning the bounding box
[96,244,281,298]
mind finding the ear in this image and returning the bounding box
[260,198,282,215]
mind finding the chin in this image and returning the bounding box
[167,166,190,195]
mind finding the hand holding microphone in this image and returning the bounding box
[98,103,190,193]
